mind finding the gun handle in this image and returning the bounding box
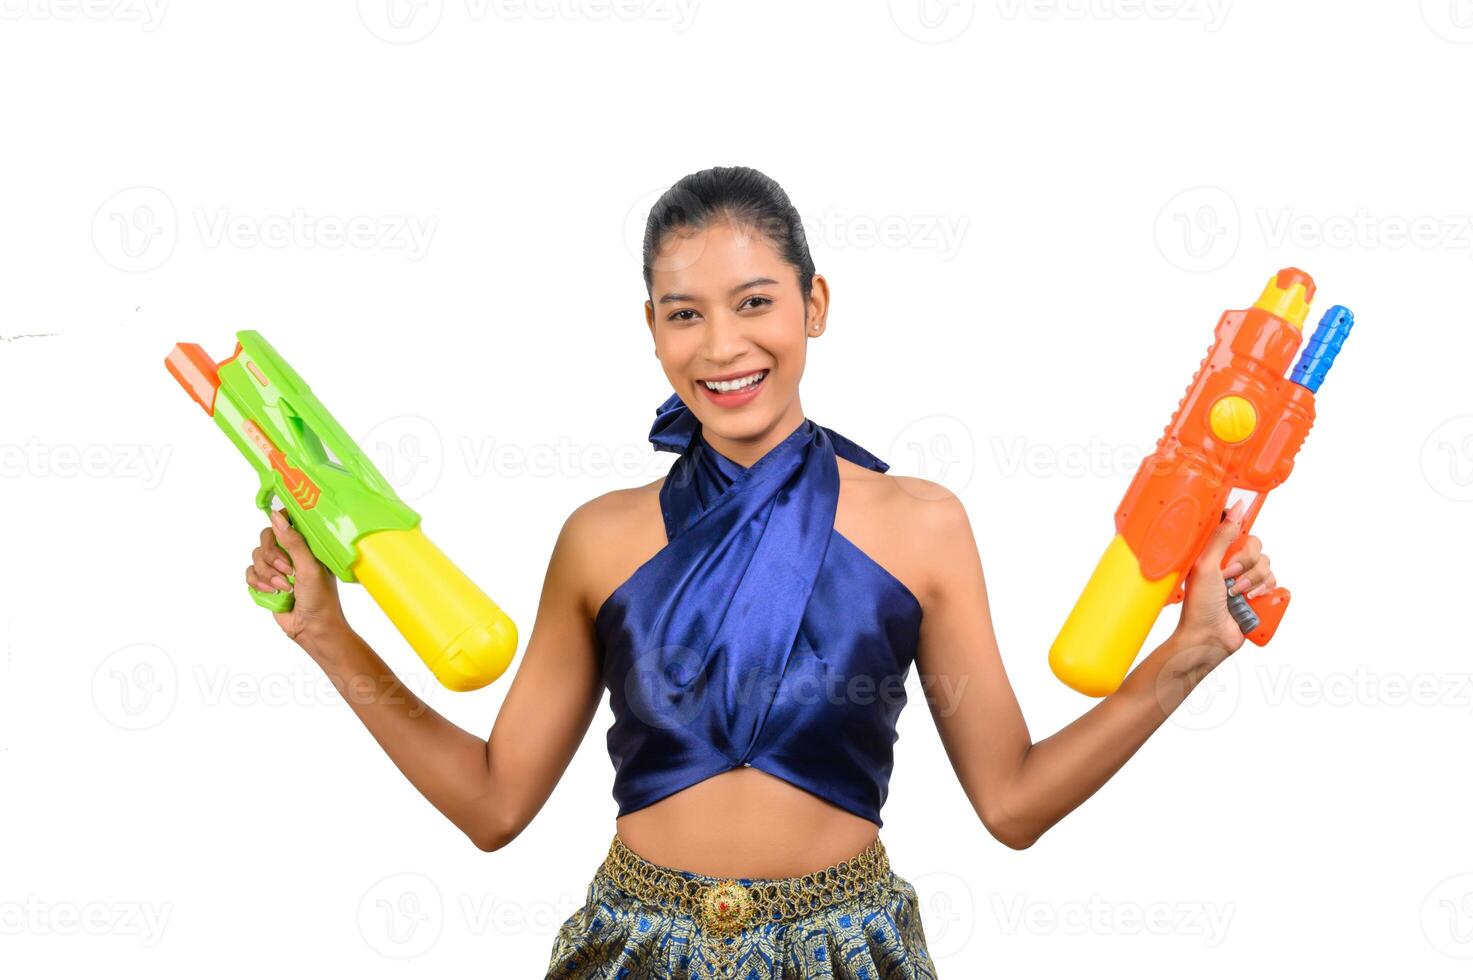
[249,580,295,613]
[1244,587,1290,646]
[250,487,300,613]
[1223,579,1290,645]
[1224,578,1259,632]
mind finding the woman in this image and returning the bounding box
[245,166,1275,978]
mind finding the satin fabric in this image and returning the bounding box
[596,392,924,826]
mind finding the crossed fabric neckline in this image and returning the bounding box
[597,392,897,771]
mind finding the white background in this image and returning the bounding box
[2,1,1471,976]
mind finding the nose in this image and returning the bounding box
[699,309,751,367]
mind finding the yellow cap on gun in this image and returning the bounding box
[352,527,519,692]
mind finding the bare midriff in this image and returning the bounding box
[613,767,881,879]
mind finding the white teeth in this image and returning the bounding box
[702,370,767,393]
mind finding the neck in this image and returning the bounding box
[699,399,808,469]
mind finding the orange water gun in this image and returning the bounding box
[1050,268,1355,697]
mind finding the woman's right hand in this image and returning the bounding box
[246,508,349,647]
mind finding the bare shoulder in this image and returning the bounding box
[559,476,669,621]
[562,476,663,540]
[834,459,973,609]
[890,474,971,536]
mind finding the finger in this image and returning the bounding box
[246,566,290,593]
[1223,535,1261,578]
[1248,571,1277,599]
[269,509,314,570]
[252,542,292,580]
[1196,501,1245,574]
[252,549,292,591]
[1233,554,1271,595]
[257,526,294,574]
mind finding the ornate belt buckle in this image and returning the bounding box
[699,879,755,935]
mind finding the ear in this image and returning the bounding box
[807,274,830,335]
[645,299,656,340]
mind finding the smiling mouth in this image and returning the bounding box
[699,369,769,393]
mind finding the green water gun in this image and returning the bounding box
[166,331,518,692]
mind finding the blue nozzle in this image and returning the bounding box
[1289,304,1354,393]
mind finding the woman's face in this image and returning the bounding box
[644,219,828,453]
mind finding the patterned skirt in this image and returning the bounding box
[544,834,938,979]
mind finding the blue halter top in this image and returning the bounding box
[595,392,924,827]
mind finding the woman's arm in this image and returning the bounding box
[273,503,608,852]
[911,487,1271,850]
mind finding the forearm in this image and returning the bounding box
[297,624,502,848]
[996,628,1228,847]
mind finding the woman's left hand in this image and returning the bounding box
[1174,499,1276,663]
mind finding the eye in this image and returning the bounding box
[667,308,700,322]
[738,295,772,311]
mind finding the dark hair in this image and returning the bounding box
[642,166,816,302]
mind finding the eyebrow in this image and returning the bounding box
[657,277,780,305]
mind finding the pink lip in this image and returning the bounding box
[700,368,769,382]
[697,368,768,409]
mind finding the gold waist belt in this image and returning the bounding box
[599,834,893,937]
